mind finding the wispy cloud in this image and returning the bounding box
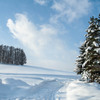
[7,13,78,70]
[51,0,91,23]
[7,0,91,70]
[7,14,58,56]
[34,0,47,5]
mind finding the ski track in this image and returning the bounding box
[0,72,77,100]
[0,64,78,100]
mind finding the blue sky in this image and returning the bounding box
[0,0,100,71]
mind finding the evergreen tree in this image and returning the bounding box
[20,49,26,65]
[9,46,14,64]
[75,14,100,83]
[75,43,86,74]
[0,45,3,63]
[0,45,27,65]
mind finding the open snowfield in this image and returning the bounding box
[0,64,100,100]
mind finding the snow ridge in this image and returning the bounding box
[0,78,64,100]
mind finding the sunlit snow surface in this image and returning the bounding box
[67,80,100,100]
[1,64,100,100]
[0,64,77,100]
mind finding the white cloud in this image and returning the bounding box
[34,0,47,5]
[7,13,78,71]
[51,0,91,23]
[7,14,57,56]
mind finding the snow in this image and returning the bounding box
[0,64,77,100]
[0,64,100,100]
[67,80,100,100]
[0,64,71,75]
[82,60,89,68]
[91,30,95,33]
[98,27,100,30]
[0,79,64,100]
[85,46,92,53]
[86,28,95,33]
[87,29,91,33]
[95,37,100,40]
[93,41,99,47]
[95,48,100,54]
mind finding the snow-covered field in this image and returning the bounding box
[67,80,100,100]
[0,64,99,100]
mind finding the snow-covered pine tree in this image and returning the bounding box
[75,14,100,83]
[75,43,86,75]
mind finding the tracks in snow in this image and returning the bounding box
[0,72,77,100]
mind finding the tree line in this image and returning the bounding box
[0,45,26,65]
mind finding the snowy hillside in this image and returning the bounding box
[0,64,77,100]
[0,64,99,100]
